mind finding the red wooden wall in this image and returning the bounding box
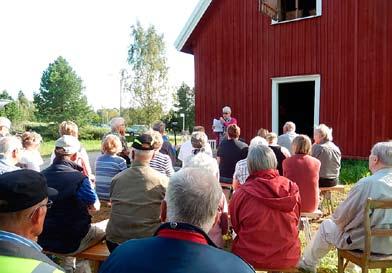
[182,0,392,158]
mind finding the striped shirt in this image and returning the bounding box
[0,230,42,252]
[150,152,174,177]
[95,154,127,200]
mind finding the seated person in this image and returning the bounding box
[265,132,290,175]
[229,144,300,269]
[106,134,168,252]
[312,124,341,187]
[152,121,176,166]
[217,124,248,199]
[178,126,212,163]
[149,130,174,177]
[0,136,22,174]
[99,168,255,273]
[19,131,44,172]
[299,141,392,272]
[0,170,63,273]
[38,135,105,273]
[95,134,127,200]
[283,135,321,213]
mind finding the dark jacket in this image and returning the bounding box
[38,159,91,254]
[99,222,255,273]
[230,169,301,269]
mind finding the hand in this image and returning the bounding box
[220,117,225,123]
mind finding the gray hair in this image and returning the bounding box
[183,153,219,179]
[191,131,208,149]
[371,141,392,166]
[109,117,125,131]
[222,106,231,113]
[166,168,222,233]
[247,145,277,173]
[315,124,333,141]
[152,121,165,134]
[0,136,22,157]
[284,121,296,132]
[249,136,268,150]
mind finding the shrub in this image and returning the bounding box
[339,159,370,185]
[79,126,109,140]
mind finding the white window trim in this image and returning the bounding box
[271,0,322,25]
[271,74,321,134]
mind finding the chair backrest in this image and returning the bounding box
[363,198,392,260]
[208,139,217,150]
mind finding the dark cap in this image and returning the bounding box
[132,134,155,150]
[0,169,58,213]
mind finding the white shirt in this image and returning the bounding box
[20,149,43,172]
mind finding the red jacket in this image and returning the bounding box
[229,169,301,269]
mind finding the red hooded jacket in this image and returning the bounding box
[229,169,301,269]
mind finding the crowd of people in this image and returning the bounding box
[0,107,391,273]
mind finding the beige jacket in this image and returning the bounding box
[332,168,392,254]
[106,161,168,243]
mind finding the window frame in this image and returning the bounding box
[271,0,322,25]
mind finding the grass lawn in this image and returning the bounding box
[40,139,102,157]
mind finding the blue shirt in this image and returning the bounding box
[77,177,98,205]
[0,230,42,252]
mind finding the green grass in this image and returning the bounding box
[40,139,102,157]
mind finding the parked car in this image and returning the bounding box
[126,125,149,142]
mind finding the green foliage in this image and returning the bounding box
[339,159,370,185]
[78,125,109,140]
[174,83,195,131]
[96,108,120,125]
[0,90,36,128]
[127,21,170,125]
[33,56,94,126]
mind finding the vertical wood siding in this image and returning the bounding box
[185,0,392,158]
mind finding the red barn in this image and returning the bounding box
[175,0,392,158]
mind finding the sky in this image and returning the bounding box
[0,0,199,109]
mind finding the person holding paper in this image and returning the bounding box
[212,106,237,145]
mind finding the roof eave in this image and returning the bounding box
[174,0,213,53]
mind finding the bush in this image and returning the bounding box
[79,126,109,140]
[339,159,370,185]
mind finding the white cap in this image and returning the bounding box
[55,135,80,155]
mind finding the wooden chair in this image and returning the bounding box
[320,185,345,214]
[208,139,217,150]
[337,198,392,273]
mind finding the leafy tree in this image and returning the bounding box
[33,56,93,125]
[174,83,195,131]
[126,21,169,125]
[16,91,35,122]
[96,108,120,125]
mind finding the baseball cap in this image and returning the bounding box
[132,134,155,150]
[55,135,80,155]
[0,169,58,213]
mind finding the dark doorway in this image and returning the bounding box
[278,81,315,137]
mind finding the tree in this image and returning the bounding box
[33,56,93,125]
[126,21,169,125]
[174,83,195,132]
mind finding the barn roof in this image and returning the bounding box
[174,0,213,54]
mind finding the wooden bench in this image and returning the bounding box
[320,185,345,215]
[45,241,110,273]
[74,241,110,273]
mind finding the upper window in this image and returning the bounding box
[259,0,321,23]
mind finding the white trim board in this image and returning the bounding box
[272,0,322,25]
[174,0,213,51]
[271,74,321,134]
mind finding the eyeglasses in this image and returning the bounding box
[28,200,53,219]
[223,112,229,115]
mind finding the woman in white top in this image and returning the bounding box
[19,131,43,172]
